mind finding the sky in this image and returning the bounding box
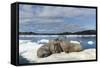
[19,4,96,33]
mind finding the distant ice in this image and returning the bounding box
[19,35,96,38]
[88,41,94,45]
[70,40,80,44]
[37,39,49,44]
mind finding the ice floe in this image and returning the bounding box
[19,40,96,63]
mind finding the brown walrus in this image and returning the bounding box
[37,39,63,58]
[37,43,52,58]
[60,40,83,53]
[49,39,63,54]
[37,39,83,58]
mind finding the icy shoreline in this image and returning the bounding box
[19,35,96,38]
[19,40,96,63]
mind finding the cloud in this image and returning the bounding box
[19,4,96,33]
[19,4,95,19]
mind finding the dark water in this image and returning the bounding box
[19,35,96,49]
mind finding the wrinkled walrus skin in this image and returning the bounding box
[37,40,63,58]
[60,40,83,53]
[37,44,52,58]
[49,40,63,54]
[37,39,83,58]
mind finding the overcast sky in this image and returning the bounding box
[19,4,96,33]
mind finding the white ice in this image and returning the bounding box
[19,39,96,63]
[88,41,94,45]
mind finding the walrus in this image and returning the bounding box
[37,44,52,58]
[37,38,83,58]
[60,40,83,53]
[37,39,63,58]
[49,39,63,54]
[69,41,83,52]
[59,40,71,53]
